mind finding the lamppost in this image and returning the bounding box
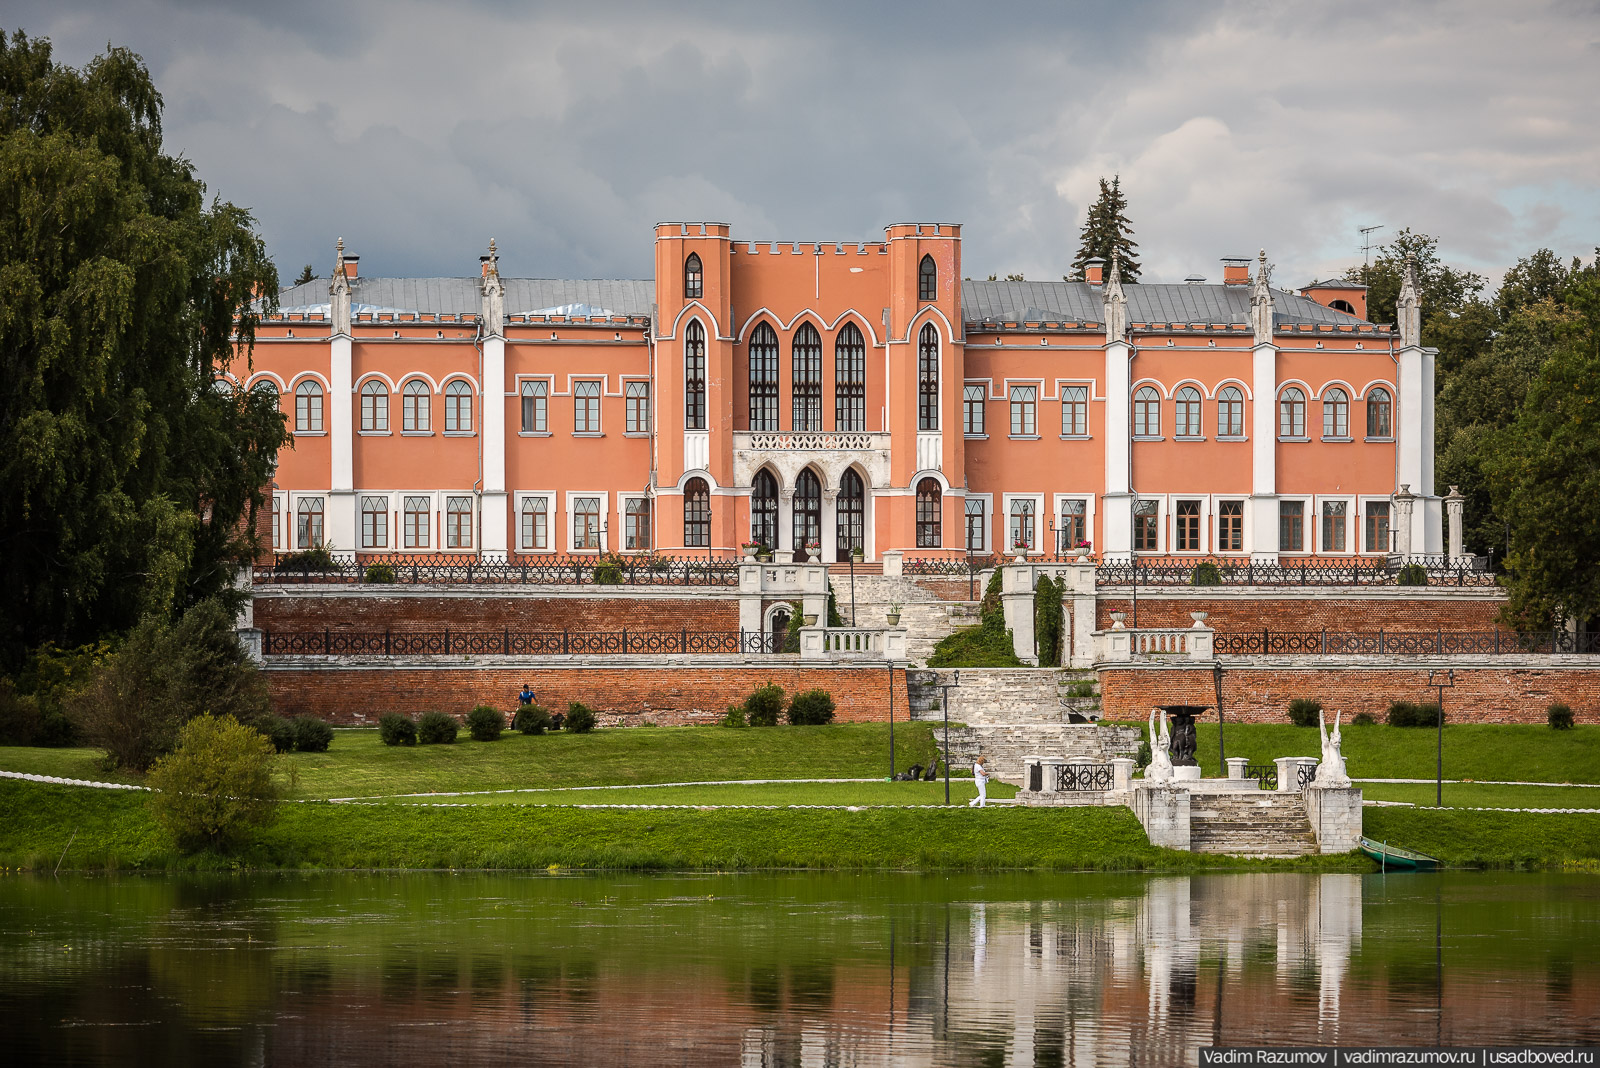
[1426,668,1456,807]
[939,671,960,805]
[1212,659,1227,768]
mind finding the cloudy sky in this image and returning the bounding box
[12,0,1599,290]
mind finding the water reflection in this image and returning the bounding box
[0,872,1595,1066]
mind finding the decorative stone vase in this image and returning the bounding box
[886,612,901,626]
[1109,611,1127,630]
[742,545,759,559]
[1190,611,1209,628]
[802,614,818,627]
[757,552,773,562]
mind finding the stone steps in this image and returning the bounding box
[906,668,1102,723]
[1189,794,1317,855]
[933,722,1140,785]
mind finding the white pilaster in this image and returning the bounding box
[480,332,508,558]
[1249,341,1278,561]
[821,490,838,564]
[1102,339,1132,556]
[1396,342,1430,552]
[327,330,356,553]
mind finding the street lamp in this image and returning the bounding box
[1426,668,1456,807]
[939,671,960,805]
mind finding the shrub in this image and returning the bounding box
[979,569,1004,631]
[782,602,803,653]
[379,712,418,746]
[259,715,296,753]
[513,704,551,735]
[1397,563,1429,586]
[1191,561,1223,587]
[291,716,333,752]
[467,705,505,741]
[147,715,279,852]
[1386,701,1443,727]
[928,625,1022,668]
[827,590,845,627]
[787,689,836,726]
[720,705,747,728]
[1350,711,1378,726]
[364,563,396,584]
[1034,574,1063,666]
[277,547,337,571]
[1287,698,1323,728]
[593,555,624,584]
[417,711,459,744]
[564,702,597,734]
[1135,738,1152,769]
[1548,702,1575,730]
[743,684,786,727]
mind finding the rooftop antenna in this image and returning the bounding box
[1359,225,1384,268]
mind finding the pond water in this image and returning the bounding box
[0,871,1595,1066]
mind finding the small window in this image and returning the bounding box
[520,496,548,551]
[1218,386,1244,437]
[625,380,650,433]
[296,497,324,548]
[1323,388,1349,438]
[1279,387,1306,438]
[1175,387,1202,438]
[916,479,943,548]
[1058,498,1086,552]
[963,384,986,435]
[749,323,779,432]
[574,381,601,433]
[1008,498,1035,553]
[1366,388,1392,438]
[918,254,937,301]
[446,496,473,549]
[360,381,389,432]
[403,380,431,432]
[625,498,651,550]
[1330,299,1355,314]
[1322,500,1348,552]
[1061,385,1088,436]
[1133,499,1159,552]
[1365,501,1391,554]
[683,479,710,548]
[404,496,431,549]
[1279,500,1305,552]
[917,324,940,431]
[294,381,324,432]
[360,495,389,549]
[253,379,280,401]
[792,323,822,432]
[521,380,548,433]
[1009,385,1037,436]
[965,497,986,552]
[1175,500,1201,551]
[573,497,602,550]
[1133,386,1161,437]
[684,321,706,431]
[751,470,778,549]
[444,380,473,433]
[272,499,282,550]
[1218,500,1244,552]
[834,324,866,431]
[684,253,703,299]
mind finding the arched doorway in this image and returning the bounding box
[793,468,821,562]
[768,603,791,654]
[836,468,864,562]
[751,469,778,551]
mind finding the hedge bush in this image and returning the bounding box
[147,715,278,852]
[260,715,296,753]
[1548,702,1575,730]
[720,705,747,728]
[291,716,334,753]
[1287,698,1323,728]
[276,547,337,571]
[1386,701,1443,727]
[564,702,597,734]
[379,713,417,746]
[513,704,551,735]
[743,684,786,727]
[1191,561,1223,587]
[787,688,836,726]
[417,711,459,744]
[1397,563,1429,586]
[1350,711,1378,726]
[364,563,396,584]
[467,705,505,741]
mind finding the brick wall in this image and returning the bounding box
[1097,663,1600,724]
[1094,596,1506,634]
[255,594,738,633]
[912,577,985,602]
[265,662,909,725]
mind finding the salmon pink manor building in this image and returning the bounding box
[240,223,1442,564]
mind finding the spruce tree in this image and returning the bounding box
[1070,176,1141,283]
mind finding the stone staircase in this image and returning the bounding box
[829,575,975,665]
[1188,793,1317,856]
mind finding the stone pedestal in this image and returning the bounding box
[1303,786,1363,854]
[1040,756,1065,795]
[1275,756,1318,792]
[1132,784,1191,851]
[1111,758,1134,792]
[1173,765,1202,781]
[1226,757,1250,780]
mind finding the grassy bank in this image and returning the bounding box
[1362,807,1600,868]
[357,780,1020,806]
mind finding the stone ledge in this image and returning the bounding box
[1098,654,1600,670]
[1093,586,1505,602]
[261,654,889,670]
[253,585,741,601]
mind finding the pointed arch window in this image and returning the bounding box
[837,469,865,559]
[684,253,703,299]
[520,379,547,433]
[834,323,865,431]
[360,380,389,432]
[684,320,706,430]
[684,478,711,548]
[793,469,822,560]
[748,323,779,431]
[296,497,324,548]
[1366,388,1392,438]
[751,470,778,550]
[915,478,942,548]
[918,254,937,301]
[792,323,822,431]
[917,324,939,431]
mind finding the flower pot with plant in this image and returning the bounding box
[887,603,902,626]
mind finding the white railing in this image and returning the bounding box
[1094,626,1215,662]
[736,432,889,452]
[799,626,908,661]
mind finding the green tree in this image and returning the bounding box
[147,714,279,852]
[292,264,315,286]
[1070,176,1140,283]
[1344,229,1491,377]
[1033,573,1062,666]
[0,31,287,668]
[1482,274,1600,628]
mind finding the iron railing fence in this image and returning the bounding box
[902,555,999,576]
[1298,763,1319,789]
[262,628,779,657]
[1243,764,1278,790]
[1056,763,1114,791]
[1096,555,1496,588]
[1213,629,1600,656]
[255,553,741,587]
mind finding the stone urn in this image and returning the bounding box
[851,546,864,562]
[886,611,901,626]
[1109,611,1126,630]
[1190,611,1209,628]
[803,613,818,627]
[741,545,760,559]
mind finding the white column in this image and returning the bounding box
[1396,342,1429,555]
[778,489,794,553]
[1419,346,1441,552]
[480,334,508,558]
[1102,340,1132,555]
[1445,486,1465,560]
[821,489,838,564]
[1249,341,1278,562]
[327,332,357,553]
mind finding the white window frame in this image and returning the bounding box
[573,380,603,435]
[443,380,474,435]
[294,380,325,433]
[360,493,391,550]
[964,493,992,553]
[519,378,550,435]
[294,494,325,549]
[1321,388,1351,440]
[1008,382,1039,438]
[402,379,432,434]
[1214,497,1249,556]
[962,382,987,437]
[1358,494,1393,555]
[1316,495,1356,555]
[1131,496,1163,555]
[359,380,390,433]
[623,495,652,551]
[1216,385,1247,440]
[624,379,650,435]
[566,491,609,553]
[518,492,553,552]
[271,493,286,550]
[1050,493,1096,555]
[403,494,433,550]
[1132,385,1162,439]
[1171,496,1207,554]
[1058,381,1091,438]
[1277,495,1312,555]
[444,495,475,550]
[1173,385,1204,440]
[1002,493,1045,554]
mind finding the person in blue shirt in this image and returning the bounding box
[517,683,535,707]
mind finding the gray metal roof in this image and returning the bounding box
[271,277,656,317]
[959,280,1375,328]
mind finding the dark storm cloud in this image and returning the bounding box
[6,1,1597,288]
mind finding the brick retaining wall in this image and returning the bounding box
[1097,662,1600,724]
[1095,594,1506,634]
[265,661,909,726]
[255,592,738,632]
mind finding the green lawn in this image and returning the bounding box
[357,779,1018,807]
[1100,722,1600,784]
[1360,782,1600,809]
[1362,806,1600,868]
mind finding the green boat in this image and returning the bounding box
[1361,837,1440,872]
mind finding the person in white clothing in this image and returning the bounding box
[968,755,991,808]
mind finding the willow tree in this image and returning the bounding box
[0,30,287,667]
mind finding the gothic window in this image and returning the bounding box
[751,470,778,550]
[360,380,389,431]
[684,253,703,299]
[1279,387,1306,438]
[834,323,865,431]
[360,495,389,549]
[1008,498,1035,552]
[573,497,601,550]
[1058,498,1086,552]
[1009,385,1037,436]
[1322,500,1348,552]
[793,468,821,558]
[749,323,779,431]
[404,496,431,548]
[574,380,601,433]
[1175,500,1201,551]
[918,254,937,301]
[836,468,865,559]
[1175,386,1202,438]
[792,323,822,431]
[521,380,547,433]
[916,478,942,548]
[1061,385,1088,436]
[1133,386,1161,437]
[295,380,324,432]
[963,384,986,435]
[1366,388,1392,438]
[296,497,324,548]
[1365,501,1391,553]
[519,496,547,550]
[684,479,711,548]
[917,324,939,431]
[1218,386,1244,437]
[1218,500,1244,552]
[446,496,474,548]
[625,498,651,550]
[965,497,986,552]
[684,320,706,430]
[444,380,473,433]
[1279,500,1305,552]
[403,380,431,432]
[625,381,650,433]
[1133,500,1159,552]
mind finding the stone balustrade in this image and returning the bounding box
[799,626,907,661]
[1093,626,1216,662]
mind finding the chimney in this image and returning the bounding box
[1221,256,1250,285]
[1084,257,1106,286]
[342,255,359,280]
[1183,274,1207,285]
[480,255,492,278]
